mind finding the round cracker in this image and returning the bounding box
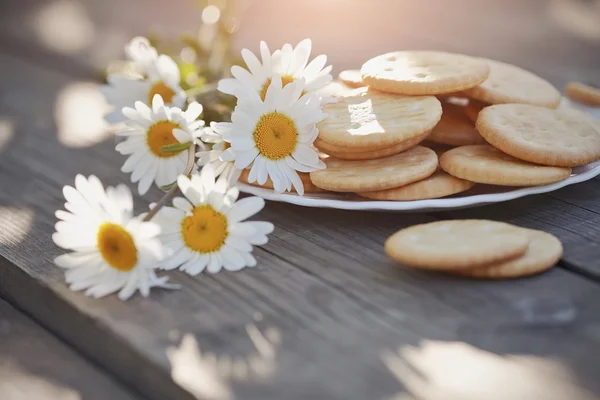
[316,87,442,150]
[314,131,429,160]
[358,170,475,200]
[309,146,438,192]
[476,104,600,167]
[451,229,562,279]
[361,51,490,95]
[440,145,572,186]
[565,82,600,106]
[428,103,486,146]
[338,69,365,88]
[385,220,530,270]
[465,100,487,123]
[239,169,326,193]
[463,59,561,108]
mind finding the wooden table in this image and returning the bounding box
[1,0,600,399]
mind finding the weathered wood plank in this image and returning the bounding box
[0,298,140,400]
[3,152,600,399]
[1,56,600,398]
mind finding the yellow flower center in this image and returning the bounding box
[147,121,183,158]
[97,223,138,271]
[253,112,298,160]
[148,81,176,104]
[260,75,296,101]
[181,205,228,253]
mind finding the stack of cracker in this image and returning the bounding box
[385,220,563,279]
[241,50,600,199]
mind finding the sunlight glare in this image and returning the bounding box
[202,5,221,25]
[55,82,112,148]
[0,361,80,400]
[32,0,94,53]
[0,118,15,153]
[167,334,232,400]
[167,324,281,397]
[0,208,34,246]
[382,340,594,400]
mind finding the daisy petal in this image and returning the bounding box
[242,48,263,77]
[207,253,223,273]
[172,197,193,213]
[221,245,246,271]
[234,148,259,169]
[227,197,265,223]
[185,102,203,122]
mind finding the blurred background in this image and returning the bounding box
[1,0,600,145]
[3,0,600,78]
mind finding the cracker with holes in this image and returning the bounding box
[361,51,490,95]
[316,87,442,151]
[440,145,571,186]
[358,170,475,201]
[451,229,562,279]
[309,146,438,192]
[464,59,561,108]
[385,220,530,270]
[428,103,486,146]
[476,104,600,167]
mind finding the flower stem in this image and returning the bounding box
[143,146,196,222]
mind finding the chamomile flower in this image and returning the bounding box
[214,75,326,195]
[154,165,274,274]
[218,38,333,100]
[116,95,205,195]
[124,36,158,75]
[101,41,186,123]
[196,122,240,183]
[52,175,175,300]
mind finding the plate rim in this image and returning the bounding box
[238,161,600,211]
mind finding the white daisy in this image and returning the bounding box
[116,95,205,195]
[218,38,333,101]
[154,164,274,274]
[196,122,240,183]
[213,75,326,195]
[124,36,158,75]
[52,175,175,301]
[101,45,186,123]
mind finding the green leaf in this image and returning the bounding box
[160,181,178,192]
[160,142,191,153]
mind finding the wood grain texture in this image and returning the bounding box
[1,0,600,399]
[0,298,139,400]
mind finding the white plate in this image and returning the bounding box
[238,160,600,212]
[239,100,600,212]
